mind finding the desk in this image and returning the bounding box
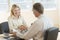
[0,33,60,40]
[0,34,14,40]
[0,34,13,37]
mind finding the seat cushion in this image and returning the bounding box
[44,27,59,40]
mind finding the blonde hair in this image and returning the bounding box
[10,4,20,16]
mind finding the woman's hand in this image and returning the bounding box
[18,25,27,31]
[10,32,16,37]
[31,23,33,25]
[10,30,17,37]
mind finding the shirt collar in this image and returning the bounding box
[38,14,43,19]
[12,15,21,19]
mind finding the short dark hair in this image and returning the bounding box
[33,3,44,14]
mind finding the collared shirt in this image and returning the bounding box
[16,14,54,40]
[8,15,27,32]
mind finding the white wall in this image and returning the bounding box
[44,10,59,27]
[57,0,60,29]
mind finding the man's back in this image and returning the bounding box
[33,15,54,40]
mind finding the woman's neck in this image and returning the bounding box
[14,15,19,19]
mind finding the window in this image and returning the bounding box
[0,0,9,23]
[10,0,33,11]
[0,0,8,12]
[10,0,57,10]
[34,0,57,10]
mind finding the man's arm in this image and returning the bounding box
[16,21,43,39]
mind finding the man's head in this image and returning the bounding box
[33,3,44,17]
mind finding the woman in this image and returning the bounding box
[8,4,27,40]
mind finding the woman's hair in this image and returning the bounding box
[33,3,44,14]
[11,4,20,16]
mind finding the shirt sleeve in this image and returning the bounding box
[8,17,14,32]
[22,17,27,27]
[16,20,43,39]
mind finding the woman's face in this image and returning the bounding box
[13,7,20,17]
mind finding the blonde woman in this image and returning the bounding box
[8,4,27,40]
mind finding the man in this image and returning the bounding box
[16,3,54,40]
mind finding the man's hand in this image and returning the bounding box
[31,23,33,25]
[18,25,27,31]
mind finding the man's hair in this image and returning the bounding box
[33,3,44,14]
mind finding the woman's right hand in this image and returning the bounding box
[10,32,16,37]
[10,30,17,37]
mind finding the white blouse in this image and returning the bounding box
[8,16,27,32]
